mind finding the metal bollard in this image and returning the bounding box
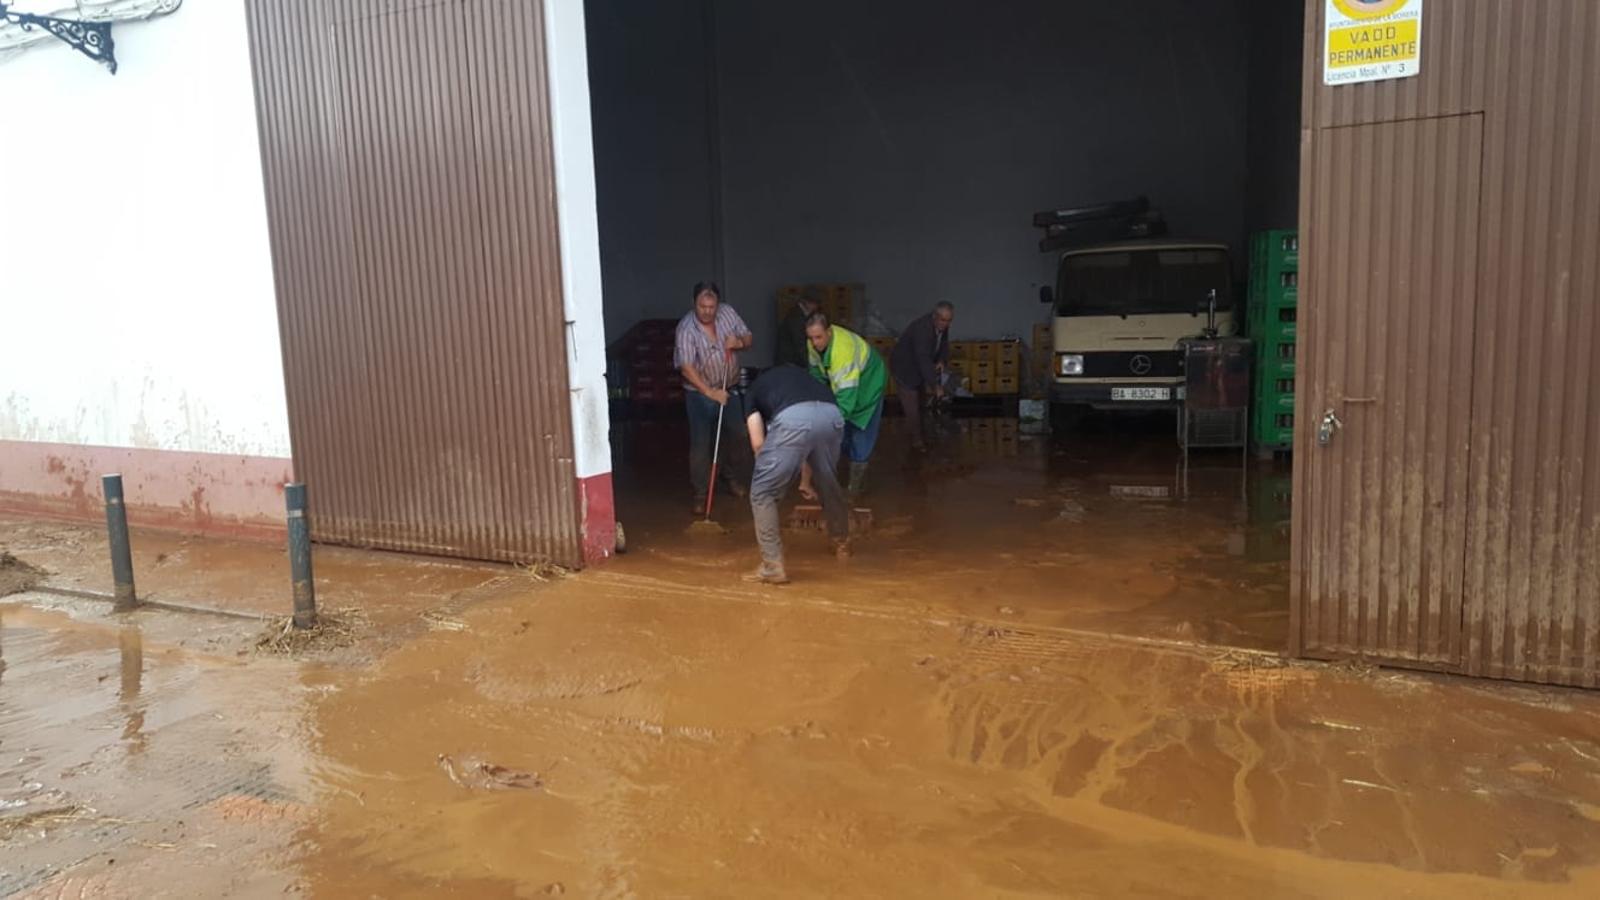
[102,474,137,611]
[285,482,317,629]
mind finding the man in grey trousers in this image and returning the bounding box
[742,364,851,584]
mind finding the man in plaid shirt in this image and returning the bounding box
[674,281,755,512]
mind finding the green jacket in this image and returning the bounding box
[808,325,887,428]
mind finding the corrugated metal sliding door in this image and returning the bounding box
[245,0,581,566]
[1464,0,1600,687]
[1294,114,1484,667]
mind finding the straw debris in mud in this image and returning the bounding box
[0,549,44,597]
[517,560,571,582]
[254,607,366,655]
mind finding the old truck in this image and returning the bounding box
[1033,200,1235,428]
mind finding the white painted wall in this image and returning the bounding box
[544,0,613,481]
[0,0,289,458]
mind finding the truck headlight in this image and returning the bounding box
[1059,354,1084,376]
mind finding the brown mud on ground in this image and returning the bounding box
[0,551,43,597]
[610,413,1292,651]
[0,516,512,624]
[254,607,368,656]
[290,568,1600,898]
[4,551,1600,895]
[0,598,308,897]
[2,416,1598,895]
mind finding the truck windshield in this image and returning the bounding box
[1056,248,1231,317]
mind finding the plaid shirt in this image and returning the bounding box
[674,303,751,392]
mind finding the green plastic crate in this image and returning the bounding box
[1250,256,1297,305]
[1256,336,1298,367]
[1255,369,1296,397]
[1254,301,1296,332]
[1253,254,1299,281]
[1248,229,1298,454]
[1251,229,1299,265]
[1253,318,1297,343]
[1256,353,1297,379]
[1254,387,1292,413]
[1251,407,1296,449]
[1250,278,1298,309]
[1248,233,1299,342]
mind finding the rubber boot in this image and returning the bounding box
[848,461,869,500]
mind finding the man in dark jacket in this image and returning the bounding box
[889,301,954,451]
[775,293,821,368]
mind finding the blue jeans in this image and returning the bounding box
[842,396,884,463]
[686,389,750,503]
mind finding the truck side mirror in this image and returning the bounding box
[1038,285,1054,305]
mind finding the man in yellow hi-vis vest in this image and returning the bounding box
[802,311,887,499]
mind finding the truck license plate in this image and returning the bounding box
[1111,387,1170,401]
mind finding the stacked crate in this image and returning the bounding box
[864,335,897,397]
[775,283,865,328]
[948,341,976,393]
[607,318,683,415]
[1248,230,1298,452]
[947,343,970,392]
[995,340,1022,395]
[960,418,1020,457]
[1030,322,1054,386]
[948,339,1024,396]
[971,342,996,394]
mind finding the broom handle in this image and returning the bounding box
[704,398,723,519]
[703,350,733,520]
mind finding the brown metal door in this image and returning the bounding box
[1293,114,1484,667]
[1463,0,1600,686]
[246,0,581,566]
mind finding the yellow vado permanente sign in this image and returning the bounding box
[1324,0,1422,85]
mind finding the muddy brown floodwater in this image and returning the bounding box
[283,559,1600,898]
[613,412,1293,649]
[3,413,1600,896]
[0,599,308,897]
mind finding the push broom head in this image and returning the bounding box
[787,505,874,534]
[686,516,729,536]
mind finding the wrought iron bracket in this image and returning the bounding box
[0,2,118,73]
